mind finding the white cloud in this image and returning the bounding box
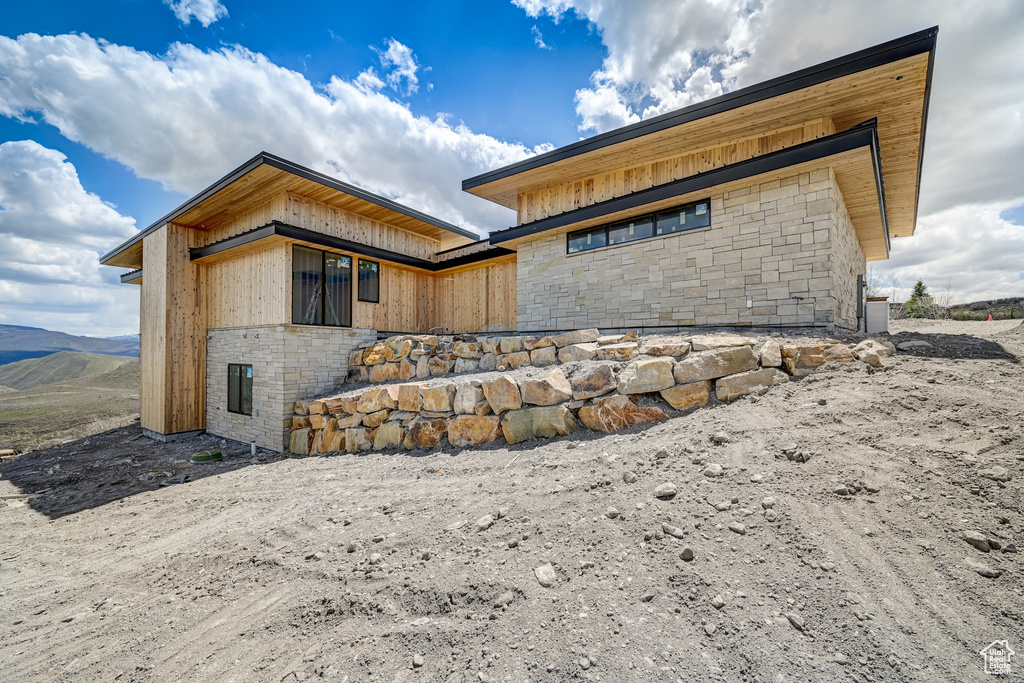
[371,38,420,95]
[0,33,541,234]
[165,0,228,27]
[515,0,1024,302]
[531,26,552,50]
[0,141,139,336]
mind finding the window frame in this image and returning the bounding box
[227,363,253,416]
[357,258,381,303]
[565,198,711,255]
[291,245,352,327]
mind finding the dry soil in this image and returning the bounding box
[1,320,1022,682]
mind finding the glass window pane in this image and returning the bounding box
[358,259,380,303]
[325,253,352,326]
[607,216,653,245]
[567,226,607,253]
[292,246,323,325]
[227,364,240,413]
[656,200,711,235]
[240,365,253,415]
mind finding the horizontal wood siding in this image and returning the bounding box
[518,118,836,225]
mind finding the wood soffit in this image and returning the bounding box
[464,28,937,243]
[100,152,479,269]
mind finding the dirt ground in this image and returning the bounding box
[1,320,1022,682]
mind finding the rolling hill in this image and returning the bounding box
[0,324,139,366]
[0,351,137,391]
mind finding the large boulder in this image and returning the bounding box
[781,344,827,377]
[530,406,576,438]
[385,339,413,362]
[640,342,690,357]
[482,375,522,414]
[454,382,490,415]
[551,329,601,348]
[578,395,667,433]
[618,358,675,394]
[689,334,756,351]
[448,415,502,447]
[454,358,481,374]
[594,343,639,361]
[478,353,498,371]
[362,409,391,428]
[520,369,573,406]
[524,336,555,351]
[420,384,457,413]
[403,417,449,449]
[362,342,387,366]
[852,339,894,367]
[557,343,599,363]
[373,422,405,450]
[348,348,365,366]
[660,381,712,410]
[759,340,782,368]
[570,364,618,400]
[823,344,856,363]
[453,341,483,359]
[289,428,312,454]
[498,336,524,354]
[397,359,417,380]
[715,368,789,401]
[345,427,373,453]
[530,346,558,366]
[496,351,532,370]
[357,387,397,413]
[428,358,454,376]
[397,383,425,412]
[673,346,758,383]
[500,409,534,445]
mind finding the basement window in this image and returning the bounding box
[292,245,352,326]
[566,198,711,254]
[357,259,380,303]
[227,364,252,415]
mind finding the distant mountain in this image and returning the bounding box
[0,351,137,391]
[0,324,140,366]
[948,297,1024,321]
[106,334,141,342]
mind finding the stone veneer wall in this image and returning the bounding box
[516,168,866,331]
[206,324,376,451]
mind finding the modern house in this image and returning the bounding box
[100,27,937,449]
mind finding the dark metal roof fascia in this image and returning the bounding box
[120,268,143,283]
[463,26,938,192]
[488,123,886,244]
[101,152,479,265]
[189,221,513,271]
[910,27,939,236]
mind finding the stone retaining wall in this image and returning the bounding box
[288,329,894,454]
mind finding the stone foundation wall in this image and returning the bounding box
[290,329,895,455]
[515,168,866,331]
[206,324,376,451]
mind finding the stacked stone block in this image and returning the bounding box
[515,168,867,331]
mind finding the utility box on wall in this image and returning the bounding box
[866,298,890,334]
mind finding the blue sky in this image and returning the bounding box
[1,0,1023,336]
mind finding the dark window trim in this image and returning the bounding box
[227,363,253,416]
[566,199,711,255]
[357,258,380,303]
[190,220,514,272]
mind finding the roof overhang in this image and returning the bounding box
[101,152,479,269]
[489,122,891,260]
[465,27,936,244]
[190,221,514,272]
